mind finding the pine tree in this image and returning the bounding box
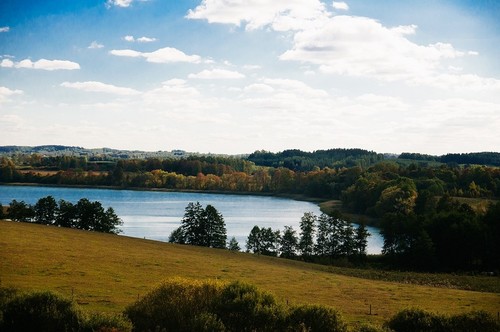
[299,212,316,258]
[228,237,241,251]
[280,226,298,258]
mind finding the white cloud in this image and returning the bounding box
[5,58,80,70]
[61,81,140,95]
[411,73,500,91]
[332,1,349,11]
[243,64,262,70]
[123,35,157,43]
[244,83,275,94]
[0,26,9,33]
[110,47,201,63]
[106,0,133,8]
[137,36,156,43]
[188,69,245,79]
[1,59,14,68]
[88,41,104,49]
[0,86,23,103]
[280,16,467,81]
[186,0,329,31]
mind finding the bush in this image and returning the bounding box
[1,291,83,332]
[81,312,133,332]
[385,308,500,332]
[287,304,347,332]
[125,278,223,332]
[448,311,500,332]
[0,289,131,332]
[125,278,348,332]
[213,281,286,332]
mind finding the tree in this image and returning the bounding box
[55,199,76,228]
[177,202,227,248]
[228,237,240,251]
[168,227,186,244]
[299,212,316,258]
[180,202,205,245]
[354,223,370,256]
[74,198,122,234]
[260,227,280,256]
[280,226,298,258]
[202,204,227,248]
[8,200,35,222]
[34,196,57,225]
[246,226,262,254]
[315,213,343,258]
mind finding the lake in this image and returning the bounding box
[0,185,383,254]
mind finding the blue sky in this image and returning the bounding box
[1,0,499,155]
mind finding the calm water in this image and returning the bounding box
[0,185,383,254]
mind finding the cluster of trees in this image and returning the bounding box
[380,197,500,271]
[168,202,229,249]
[248,148,383,171]
[246,212,369,261]
[1,196,122,234]
[399,151,500,167]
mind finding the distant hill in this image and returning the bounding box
[247,148,384,171]
[399,152,500,167]
[0,145,187,159]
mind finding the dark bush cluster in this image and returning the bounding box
[385,308,500,332]
[125,278,347,332]
[1,284,499,332]
[0,289,132,332]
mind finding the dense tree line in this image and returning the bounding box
[2,196,122,234]
[246,212,369,262]
[248,148,383,171]
[399,151,500,166]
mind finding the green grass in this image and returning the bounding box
[1,220,499,328]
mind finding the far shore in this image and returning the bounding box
[0,182,380,226]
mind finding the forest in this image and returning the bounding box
[1,147,499,272]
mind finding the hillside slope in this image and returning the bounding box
[0,220,498,326]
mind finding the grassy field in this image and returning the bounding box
[1,220,499,328]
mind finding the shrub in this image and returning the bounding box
[448,311,500,332]
[1,291,83,332]
[125,278,348,332]
[81,312,133,332]
[384,308,445,332]
[385,308,500,332]
[213,281,286,332]
[125,278,223,332]
[287,304,347,332]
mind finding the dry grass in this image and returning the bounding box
[1,220,498,327]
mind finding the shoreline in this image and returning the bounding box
[0,182,382,226]
[0,181,326,203]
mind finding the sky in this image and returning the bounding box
[1,0,499,155]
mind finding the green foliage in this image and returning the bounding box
[287,304,347,332]
[246,226,281,256]
[0,288,132,332]
[170,202,227,248]
[280,226,298,258]
[227,236,240,251]
[125,278,349,332]
[81,312,132,332]
[0,291,84,332]
[385,308,500,332]
[299,212,316,257]
[7,196,122,234]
